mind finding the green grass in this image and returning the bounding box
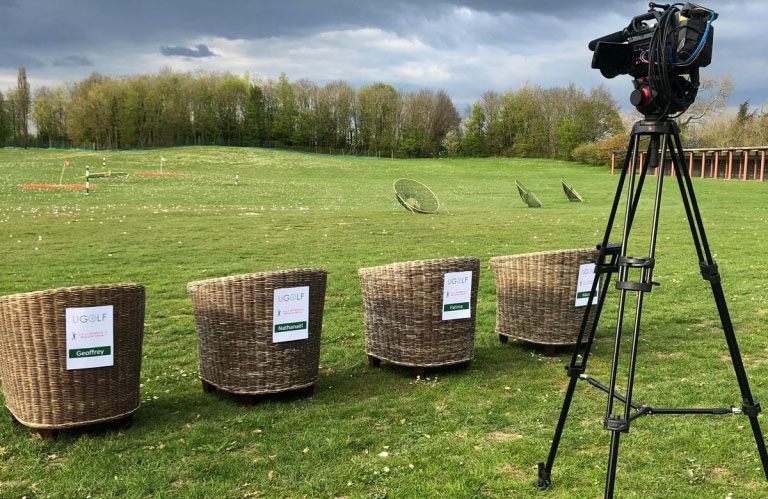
[1,146,768,498]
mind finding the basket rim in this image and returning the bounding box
[358,256,479,275]
[490,248,596,265]
[187,268,328,290]
[0,283,144,303]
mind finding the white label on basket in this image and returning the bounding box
[442,271,473,320]
[65,305,114,370]
[575,263,599,307]
[273,286,310,343]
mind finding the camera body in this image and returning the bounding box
[590,2,717,116]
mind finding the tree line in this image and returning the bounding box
[1,68,764,162]
[0,69,463,157]
[0,68,633,160]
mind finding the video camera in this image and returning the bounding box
[589,2,718,116]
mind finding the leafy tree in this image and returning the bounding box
[32,87,57,147]
[0,90,9,146]
[505,86,548,157]
[736,101,756,125]
[292,79,319,148]
[480,91,509,155]
[244,83,265,146]
[273,73,297,144]
[441,129,460,157]
[462,103,486,157]
[357,83,400,156]
[16,67,31,148]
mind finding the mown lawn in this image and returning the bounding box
[1,146,767,498]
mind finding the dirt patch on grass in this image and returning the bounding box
[655,351,684,359]
[22,183,98,190]
[498,463,528,478]
[136,172,184,177]
[709,467,729,477]
[487,432,523,442]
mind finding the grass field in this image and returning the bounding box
[1,146,768,498]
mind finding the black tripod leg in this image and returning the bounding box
[602,136,652,499]
[606,136,668,499]
[623,135,667,419]
[605,431,621,498]
[670,134,768,480]
[534,135,638,491]
[535,259,616,490]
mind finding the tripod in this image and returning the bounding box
[534,116,768,498]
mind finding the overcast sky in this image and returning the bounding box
[0,1,764,110]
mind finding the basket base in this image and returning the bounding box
[8,412,134,439]
[366,354,471,378]
[497,335,563,357]
[201,379,315,405]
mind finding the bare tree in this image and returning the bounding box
[679,74,733,129]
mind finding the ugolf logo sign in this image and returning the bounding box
[442,271,472,320]
[66,305,114,370]
[575,263,599,307]
[273,286,310,343]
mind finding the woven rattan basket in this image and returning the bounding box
[491,249,599,347]
[187,269,327,396]
[0,284,145,430]
[359,257,480,371]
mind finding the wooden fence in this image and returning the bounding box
[611,147,768,181]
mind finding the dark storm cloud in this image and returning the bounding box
[0,1,764,109]
[161,44,218,58]
[0,1,634,51]
[0,49,44,69]
[52,55,93,67]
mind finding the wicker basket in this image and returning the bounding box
[0,284,145,430]
[359,257,480,369]
[491,249,599,347]
[187,269,327,395]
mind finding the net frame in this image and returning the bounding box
[561,179,584,202]
[393,178,441,214]
[515,181,542,208]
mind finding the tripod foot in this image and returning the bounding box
[533,462,552,491]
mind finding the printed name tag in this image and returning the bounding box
[442,271,472,320]
[273,286,310,343]
[66,305,114,370]
[575,263,599,307]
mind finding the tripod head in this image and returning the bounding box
[589,2,718,117]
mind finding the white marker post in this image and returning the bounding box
[160,156,166,173]
[85,165,90,195]
[102,156,106,169]
[59,160,70,185]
